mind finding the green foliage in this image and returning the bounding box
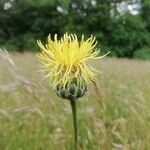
[141,0,150,31]
[0,0,150,58]
[133,47,150,60]
[108,13,150,58]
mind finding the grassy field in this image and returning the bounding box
[0,52,150,150]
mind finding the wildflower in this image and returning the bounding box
[37,33,109,150]
[37,33,108,100]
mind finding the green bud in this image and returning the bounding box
[55,80,87,100]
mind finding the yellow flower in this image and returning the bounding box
[37,33,108,90]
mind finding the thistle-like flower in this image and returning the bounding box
[37,33,109,150]
[37,33,108,100]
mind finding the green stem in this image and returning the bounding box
[70,100,77,150]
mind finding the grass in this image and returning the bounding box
[0,52,150,150]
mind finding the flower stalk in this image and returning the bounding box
[70,100,77,150]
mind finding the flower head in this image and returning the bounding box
[37,33,108,100]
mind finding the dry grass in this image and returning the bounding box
[0,52,150,150]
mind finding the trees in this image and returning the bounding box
[0,0,149,59]
[0,0,67,51]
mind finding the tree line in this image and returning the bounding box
[0,0,150,59]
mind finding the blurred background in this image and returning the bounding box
[0,1,150,150]
[0,0,150,59]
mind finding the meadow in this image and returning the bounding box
[0,52,150,150]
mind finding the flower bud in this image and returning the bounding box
[55,80,87,100]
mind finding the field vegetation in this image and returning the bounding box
[0,52,150,150]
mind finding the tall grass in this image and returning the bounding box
[0,53,150,150]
